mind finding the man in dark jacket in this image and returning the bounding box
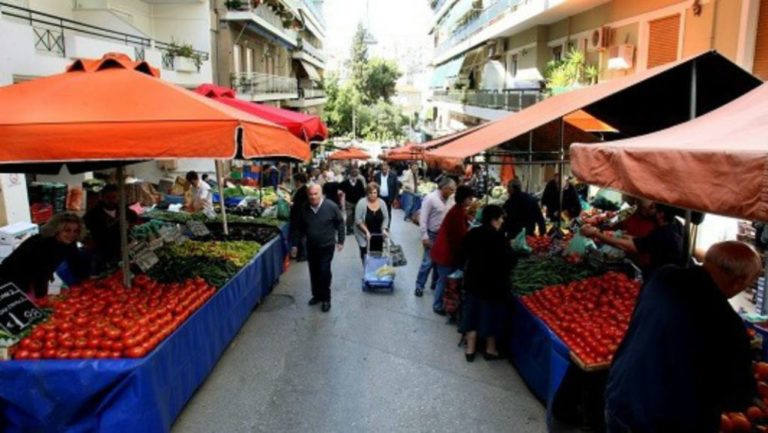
[374,162,400,221]
[541,172,561,221]
[502,178,546,239]
[340,168,366,235]
[289,173,309,261]
[291,184,345,312]
[605,241,761,433]
[84,184,138,272]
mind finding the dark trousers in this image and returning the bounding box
[308,244,335,302]
[380,196,393,226]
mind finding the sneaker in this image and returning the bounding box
[414,288,423,297]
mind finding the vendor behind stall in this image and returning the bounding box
[502,178,546,238]
[185,171,214,217]
[84,184,138,271]
[581,203,684,279]
[0,213,85,300]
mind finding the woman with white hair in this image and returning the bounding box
[0,213,85,300]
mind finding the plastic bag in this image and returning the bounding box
[565,233,597,257]
[276,198,291,220]
[511,230,532,254]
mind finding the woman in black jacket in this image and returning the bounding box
[459,204,515,362]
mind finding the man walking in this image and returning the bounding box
[374,162,400,221]
[340,168,366,235]
[414,178,456,297]
[291,184,345,312]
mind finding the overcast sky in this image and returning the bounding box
[321,0,434,71]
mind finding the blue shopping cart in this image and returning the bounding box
[362,234,395,292]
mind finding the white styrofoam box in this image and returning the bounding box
[0,222,38,246]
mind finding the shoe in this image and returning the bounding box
[433,307,446,316]
[465,352,476,362]
[414,288,424,297]
[321,301,331,312]
[296,257,307,262]
[483,352,502,361]
[308,298,320,306]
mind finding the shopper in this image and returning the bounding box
[399,163,419,221]
[84,184,139,272]
[541,172,561,221]
[374,162,400,221]
[430,185,474,315]
[185,171,214,217]
[502,178,546,239]
[468,164,487,197]
[290,184,345,313]
[0,213,85,300]
[341,168,367,235]
[290,173,309,261]
[354,182,390,265]
[414,177,456,297]
[458,204,514,362]
[605,241,761,433]
[581,203,685,280]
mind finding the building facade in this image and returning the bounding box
[213,0,327,115]
[426,0,768,135]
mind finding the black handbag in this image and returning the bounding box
[389,241,407,267]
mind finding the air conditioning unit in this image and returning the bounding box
[487,39,505,59]
[588,26,611,51]
[607,44,635,70]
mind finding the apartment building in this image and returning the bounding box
[426,0,768,134]
[213,0,327,115]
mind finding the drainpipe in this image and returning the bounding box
[709,0,719,50]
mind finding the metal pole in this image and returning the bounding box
[557,117,565,228]
[216,160,229,235]
[527,131,533,192]
[117,166,131,288]
[684,60,698,265]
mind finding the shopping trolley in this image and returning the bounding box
[362,233,395,292]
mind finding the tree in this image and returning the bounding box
[347,23,369,87]
[362,58,401,103]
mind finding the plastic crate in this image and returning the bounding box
[30,203,53,224]
[162,194,185,205]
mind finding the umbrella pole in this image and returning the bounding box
[683,59,699,266]
[117,166,131,288]
[557,117,565,229]
[216,160,229,235]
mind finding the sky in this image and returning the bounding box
[321,0,434,77]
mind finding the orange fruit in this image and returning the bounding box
[731,414,752,432]
[757,362,768,381]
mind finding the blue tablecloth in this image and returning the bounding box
[0,233,287,433]
[508,298,571,407]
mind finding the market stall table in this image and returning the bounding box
[0,232,288,433]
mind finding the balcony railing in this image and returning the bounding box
[431,88,543,112]
[225,2,299,45]
[297,38,326,63]
[435,0,522,58]
[231,72,299,96]
[299,0,325,27]
[299,87,325,99]
[0,1,209,70]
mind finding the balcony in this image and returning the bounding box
[298,0,325,28]
[293,38,326,68]
[223,2,299,48]
[430,88,543,112]
[231,71,299,102]
[285,82,325,108]
[435,0,520,59]
[0,2,211,85]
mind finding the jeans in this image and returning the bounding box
[307,244,335,302]
[433,264,454,311]
[415,232,438,290]
[400,191,414,220]
[345,201,356,234]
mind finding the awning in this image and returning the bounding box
[430,55,465,88]
[564,110,617,133]
[328,147,370,161]
[0,53,311,168]
[299,60,322,82]
[428,51,761,160]
[571,83,768,222]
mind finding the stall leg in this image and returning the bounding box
[216,160,228,236]
[117,166,131,288]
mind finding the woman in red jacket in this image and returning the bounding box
[430,185,475,315]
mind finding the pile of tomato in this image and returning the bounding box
[719,362,768,432]
[526,236,552,254]
[522,272,641,365]
[11,273,216,360]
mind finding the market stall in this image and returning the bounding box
[0,53,303,432]
[327,147,371,161]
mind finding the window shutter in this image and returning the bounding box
[754,0,768,80]
[647,14,681,69]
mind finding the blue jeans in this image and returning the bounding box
[400,191,414,220]
[416,232,438,290]
[433,264,454,311]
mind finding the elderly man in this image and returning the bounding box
[502,178,546,239]
[291,184,345,312]
[605,241,762,433]
[374,162,400,221]
[414,177,456,297]
[340,168,366,235]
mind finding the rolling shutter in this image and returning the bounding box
[754,0,768,80]
[647,14,681,69]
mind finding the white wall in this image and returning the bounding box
[127,160,217,184]
[151,2,211,53]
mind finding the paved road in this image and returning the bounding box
[173,209,547,433]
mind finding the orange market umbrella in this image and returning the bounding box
[0,53,311,167]
[328,147,371,161]
[383,143,425,161]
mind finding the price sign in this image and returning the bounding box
[186,220,211,238]
[159,225,186,244]
[128,241,160,272]
[0,282,44,336]
[148,236,164,251]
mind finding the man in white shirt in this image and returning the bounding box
[374,162,399,224]
[414,177,456,297]
[186,171,214,217]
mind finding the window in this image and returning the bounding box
[647,14,681,69]
[233,44,241,72]
[509,53,519,77]
[552,45,563,62]
[753,0,768,80]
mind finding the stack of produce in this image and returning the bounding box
[142,209,283,227]
[10,274,215,360]
[526,236,552,254]
[510,256,598,295]
[720,362,768,432]
[202,223,280,244]
[417,182,437,195]
[148,253,240,288]
[130,219,168,242]
[164,241,261,268]
[521,272,641,366]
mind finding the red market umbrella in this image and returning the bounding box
[195,84,329,143]
[328,147,370,161]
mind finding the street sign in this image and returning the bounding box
[0,282,43,336]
